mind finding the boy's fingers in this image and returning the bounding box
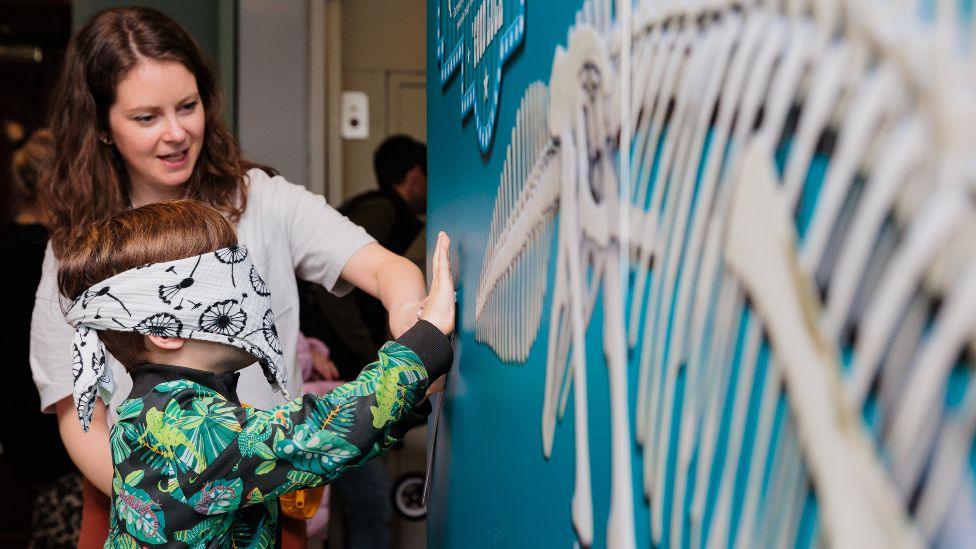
[427,238,441,299]
[429,235,441,292]
[433,233,448,290]
[439,233,452,289]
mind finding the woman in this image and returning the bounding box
[30,7,429,543]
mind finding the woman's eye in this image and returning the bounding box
[135,115,155,123]
[180,101,198,112]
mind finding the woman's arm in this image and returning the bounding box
[261,171,426,337]
[340,242,427,338]
[55,396,113,495]
[33,245,114,495]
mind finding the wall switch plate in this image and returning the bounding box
[341,91,369,140]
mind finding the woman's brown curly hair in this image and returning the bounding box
[41,6,272,258]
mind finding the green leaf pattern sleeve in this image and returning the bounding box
[182,341,428,509]
[106,341,434,547]
[107,318,452,547]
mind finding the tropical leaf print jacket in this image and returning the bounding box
[106,320,452,548]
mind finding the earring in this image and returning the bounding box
[99,135,113,145]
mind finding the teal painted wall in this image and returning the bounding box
[424,2,653,547]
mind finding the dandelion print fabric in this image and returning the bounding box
[106,320,452,548]
[64,246,290,432]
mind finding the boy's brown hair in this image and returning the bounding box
[57,199,237,370]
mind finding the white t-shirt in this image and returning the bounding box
[29,168,375,420]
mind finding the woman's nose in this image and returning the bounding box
[161,114,187,143]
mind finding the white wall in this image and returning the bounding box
[236,0,426,200]
[237,0,310,187]
[340,0,426,200]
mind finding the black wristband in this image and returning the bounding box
[395,320,454,380]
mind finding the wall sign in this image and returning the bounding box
[436,0,526,152]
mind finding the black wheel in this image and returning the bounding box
[391,472,427,521]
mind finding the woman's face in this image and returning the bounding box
[107,60,205,200]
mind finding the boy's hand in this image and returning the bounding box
[420,232,455,335]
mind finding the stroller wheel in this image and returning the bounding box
[391,472,426,521]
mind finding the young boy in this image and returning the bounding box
[57,200,454,547]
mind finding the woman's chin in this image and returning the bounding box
[129,175,191,200]
[151,169,194,189]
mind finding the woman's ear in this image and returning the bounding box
[146,334,187,351]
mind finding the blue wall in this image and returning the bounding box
[425,2,651,547]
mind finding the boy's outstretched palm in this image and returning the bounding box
[420,231,455,335]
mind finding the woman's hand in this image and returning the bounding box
[389,300,423,339]
[420,232,455,335]
[340,243,426,338]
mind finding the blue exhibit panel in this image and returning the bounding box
[425,0,628,547]
[425,1,976,547]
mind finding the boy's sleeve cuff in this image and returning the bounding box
[395,320,453,380]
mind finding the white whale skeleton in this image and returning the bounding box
[473,0,976,547]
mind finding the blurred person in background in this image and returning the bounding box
[0,121,28,227]
[0,127,83,548]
